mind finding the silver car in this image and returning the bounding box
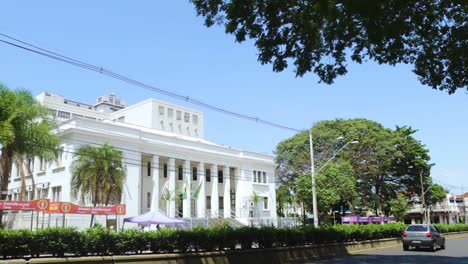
[401,224,446,251]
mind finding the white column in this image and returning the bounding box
[150,155,160,211]
[197,162,205,217]
[211,164,218,217]
[223,166,231,218]
[168,157,176,218]
[183,160,191,218]
[123,152,142,218]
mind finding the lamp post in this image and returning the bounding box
[309,128,358,227]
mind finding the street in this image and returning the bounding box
[303,237,468,264]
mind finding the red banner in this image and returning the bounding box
[46,202,126,215]
[0,199,49,211]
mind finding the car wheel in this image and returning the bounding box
[403,245,409,251]
[431,242,437,252]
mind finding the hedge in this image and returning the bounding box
[1,223,467,259]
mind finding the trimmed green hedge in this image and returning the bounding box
[1,223,467,259]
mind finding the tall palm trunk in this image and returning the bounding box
[0,148,13,226]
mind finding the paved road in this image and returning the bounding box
[303,237,468,264]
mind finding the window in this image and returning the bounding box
[219,197,224,210]
[47,108,57,117]
[206,196,211,210]
[72,113,84,118]
[253,171,257,182]
[27,158,34,174]
[39,158,46,171]
[206,169,211,182]
[192,115,198,125]
[163,163,168,178]
[184,112,190,123]
[147,192,151,208]
[263,197,269,210]
[178,166,183,180]
[37,188,49,199]
[168,108,174,118]
[406,225,428,232]
[263,172,267,183]
[26,191,33,201]
[57,111,71,119]
[176,110,182,121]
[57,147,64,167]
[52,186,62,202]
[147,161,151,176]
[158,106,165,115]
[118,116,125,122]
[193,167,197,181]
[258,173,262,183]
[218,170,223,183]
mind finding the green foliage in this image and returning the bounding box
[428,184,449,204]
[388,194,409,221]
[1,223,468,258]
[275,118,432,216]
[0,84,60,226]
[191,1,467,94]
[71,143,126,206]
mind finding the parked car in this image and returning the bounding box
[401,224,446,251]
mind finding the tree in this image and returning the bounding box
[428,183,449,204]
[275,118,432,217]
[0,84,59,226]
[191,0,467,94]
[70,144,126,226]
[294,161,356,221]
[276,184,294,217]
[388,193,409,221]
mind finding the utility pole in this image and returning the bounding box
[309,129,318,228]
[420,171,426,224]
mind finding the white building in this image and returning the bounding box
[6,92,277,228]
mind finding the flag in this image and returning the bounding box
[193,179,203,200]
[161,179,170,201]
[182,179,188,200]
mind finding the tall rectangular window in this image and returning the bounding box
[39,158,46,171]
[184,113,190,123]
[147,192,151,208]
[178,166,183,180]
[176,110,182,121]
[192,115,198,125]
[52,186,62,202]
[147,161,151,176]
[158,106,165,115]
[219,197,224,210]
[218,170,223,183]
[57,147,64,167]
[263,197,269,210]
[263,172,267,183]
[206,169,211,182]
[253,171,257,182]
[168,108,174,118]
[206,196,211,210]
[193,167,197,181]
[163,163,168,178]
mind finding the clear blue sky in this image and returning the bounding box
[1,1,467,192]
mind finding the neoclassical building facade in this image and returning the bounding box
[7,92,277,226]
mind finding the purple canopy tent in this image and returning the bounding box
[123,210,186,228]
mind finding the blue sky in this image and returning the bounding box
[1,1,467,192]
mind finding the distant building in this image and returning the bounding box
[406,193,467,224]
[6,92,277,228]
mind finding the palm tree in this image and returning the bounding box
[0,84,59,226]
[71,143,126,226]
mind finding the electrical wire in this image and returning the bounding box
[0,32,302,133]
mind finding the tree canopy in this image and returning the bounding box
[0,84,60,226]
[191,0,467,94]
[71,143,126,207]
[275,118,434,218]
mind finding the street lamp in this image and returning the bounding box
[309,128,358,227]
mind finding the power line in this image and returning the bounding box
[0,32,302,133]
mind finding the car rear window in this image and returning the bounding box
[407,225,428,232]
